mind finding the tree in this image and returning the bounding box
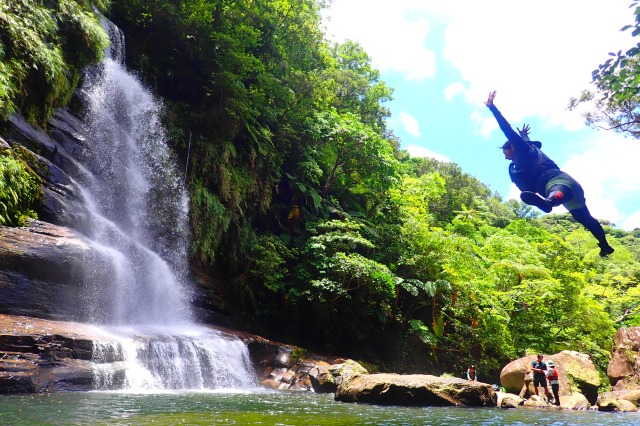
[568,2,640,137]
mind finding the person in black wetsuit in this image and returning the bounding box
[485,90,614,257]
[531,354,553,401]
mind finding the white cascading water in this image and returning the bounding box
[74,19,256,391]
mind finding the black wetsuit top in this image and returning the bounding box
[488,105,562,193]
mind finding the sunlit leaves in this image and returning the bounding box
[0,151,43,226]
[0,0,108,122]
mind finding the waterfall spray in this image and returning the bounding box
[67,18,257,391]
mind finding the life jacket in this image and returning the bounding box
[509,143,562,193]
[547,368,559,385]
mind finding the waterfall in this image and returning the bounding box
[69,18,257,391]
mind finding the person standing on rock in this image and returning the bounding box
[546,360,561,406]
[466,365,477,382]
[531,354,553,401]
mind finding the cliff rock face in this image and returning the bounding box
[608,327,640,390]
[2,107,228,325]
[4,112,91,229]
[0,221,97,321]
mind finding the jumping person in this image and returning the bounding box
[485,91,614,257]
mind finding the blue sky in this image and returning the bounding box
[322,0,640,230]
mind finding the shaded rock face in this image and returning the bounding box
[608,327,640,390]
[335,373,497,407]
[0,110,222,325]
[4,112,92,228]
[0,109,107,322]
[0,221,103,321]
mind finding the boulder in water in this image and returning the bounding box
[335,373,497,407]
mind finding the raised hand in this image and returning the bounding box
[485,90,497,107]
[517,123,531,140]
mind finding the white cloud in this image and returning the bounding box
[439,0,635,130]
[406,144,450,163]
[621,212,640,231]
[562,133,640,229]
[322,0,437,80]
[398,112,420,137]
[323,1,640,230]
[505,183,520,202]
[444,82,464,102]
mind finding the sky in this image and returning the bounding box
[321,0,640,231]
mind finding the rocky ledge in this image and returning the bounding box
[0,314,115,393]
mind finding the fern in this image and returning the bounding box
[0,151,43,226]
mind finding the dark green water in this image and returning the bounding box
[1,390,638,426]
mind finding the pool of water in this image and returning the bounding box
[1,390,638,425]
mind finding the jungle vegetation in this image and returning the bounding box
[2,0,640,383]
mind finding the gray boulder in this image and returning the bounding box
[335,373,496,407]
[309,359,368,393]
[598,389,640,407]
[496,391,523,408]
[559,393,590,410]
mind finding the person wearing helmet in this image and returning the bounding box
[485,90,615,257]
[546,360,560,406]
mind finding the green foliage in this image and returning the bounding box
[247,234,295,293]
[191,180,232,264]
[96,0,640,379]
[301,220,395,310]
[409,319,438,345]
[568,2,640,137]
[0,0,109,123]
[0,150,43,226]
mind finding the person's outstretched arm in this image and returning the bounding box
[485,91,527,149]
